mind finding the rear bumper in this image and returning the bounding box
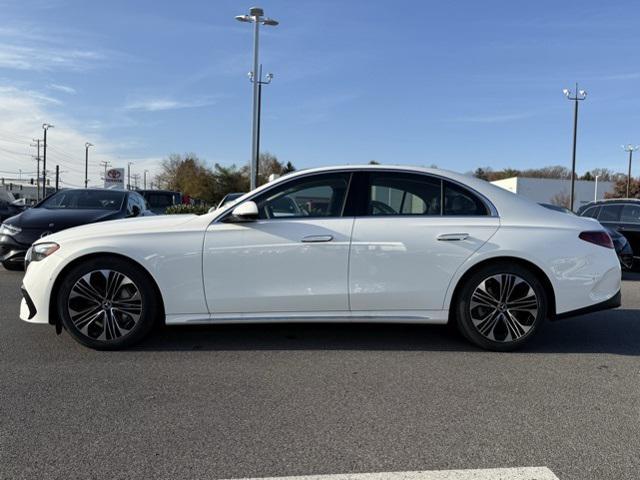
[554,290,621,320]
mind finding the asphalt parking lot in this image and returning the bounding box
[1,269,639,480]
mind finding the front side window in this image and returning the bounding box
[621,204,640,224]
[598,205,622,222]
[368,173,441,216]
[254,172,351,219]
[582,206,600,218]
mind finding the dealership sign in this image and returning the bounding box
[104,168,125,189]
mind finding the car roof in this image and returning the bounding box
[579,198,640,209]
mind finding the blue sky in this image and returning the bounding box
[1,0,639,187]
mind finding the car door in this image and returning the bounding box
[348,171,499,313]
[203,171,354,315]
[619,204,640,257]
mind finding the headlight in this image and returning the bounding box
[0,223,21,236]
[25,242,59,266]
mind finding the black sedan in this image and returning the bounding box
[0,189,152,270]
[540,202,634,270]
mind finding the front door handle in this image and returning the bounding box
[437,233,469,241]
[301,234,334,243]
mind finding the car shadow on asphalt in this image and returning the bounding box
[137,307,640,355]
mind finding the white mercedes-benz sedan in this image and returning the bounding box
[19,165,621,351]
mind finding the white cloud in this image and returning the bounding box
[0,84,161,187]
[0,44,104,71]
[124,96,218,112]
[48,83,76,94]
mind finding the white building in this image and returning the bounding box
[490,177,615,211]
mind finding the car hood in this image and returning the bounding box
[40,214,198,244]
[5,207,120,231]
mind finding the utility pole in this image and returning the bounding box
[235,7,279,190]
[127,162,134,190]
[55,165,59,192]
[623,145,639,198]
[562,84,587,211]
[84,142,93,188]
[132,173,140,189]
[99,160,111,184]
[42,123,54,199]
[30,139,41,201]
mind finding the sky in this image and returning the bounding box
[1,0,640,188]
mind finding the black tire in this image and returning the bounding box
[2,261,24,271]
[455,262,547,351]
[57,257,159,350]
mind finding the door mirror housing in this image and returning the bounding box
[230,201,259,221]
[130,205,141,217]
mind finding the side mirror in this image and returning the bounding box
[230,201,259,221]
[131,205,141,217]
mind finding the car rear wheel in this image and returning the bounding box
[455,263,547,351]
[57,257,158,350]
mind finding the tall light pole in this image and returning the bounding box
[84,142,93,188]
[143,169,149,189]
[127,162,134,190]
[251,65,274,184]
[30,139,41,201]
[42,123,54,198]
[562,84,587,211]
[235,7,279,190]
[622,144,639,198]
[594,175,600,202]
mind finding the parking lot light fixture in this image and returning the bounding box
[235,6,279,190]
[622,144,639,198]
[84,143,93,188]
[563,84,587,211]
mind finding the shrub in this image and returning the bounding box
[164,204,210,215]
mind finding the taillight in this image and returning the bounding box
[579,231,614,249]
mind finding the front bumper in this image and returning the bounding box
[0,234,28,267]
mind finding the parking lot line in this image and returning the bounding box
[224,467,560,480]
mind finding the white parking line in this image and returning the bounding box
[225,467,560,480]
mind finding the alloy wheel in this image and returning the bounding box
[67,269,143,341]
[469,273,539,343]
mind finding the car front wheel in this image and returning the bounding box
[57,257,158,350]
[455,263,547,351]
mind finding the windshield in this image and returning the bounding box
[39,190,125,210]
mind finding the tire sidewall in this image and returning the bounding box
[57,257,158,350]
[456,263,547,351]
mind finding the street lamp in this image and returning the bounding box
[622,144,639,198]
[84,142,93,188]
[235,6,279,190]
[594,175,600,202]
[563,84,587,211]
[42,123,54,198]
[144,169,149,189]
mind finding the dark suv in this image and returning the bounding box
[578,199,640,268]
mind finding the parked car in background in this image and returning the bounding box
[137,190,181,215]
[578,199,640,270]
[0,189,153,271]
[20,165,620,351]
[540,203,634,270]
[0,191,26,222]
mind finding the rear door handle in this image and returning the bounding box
[301,234,334,243]
[437,233,469,241]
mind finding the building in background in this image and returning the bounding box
[490,177,615,211]
[0,178,54,204]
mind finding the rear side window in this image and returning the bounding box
[598,205,622,222]
[621,204,640,224]
[147,193,173,209]
[368,173,441,215]
[443,181,489,216]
